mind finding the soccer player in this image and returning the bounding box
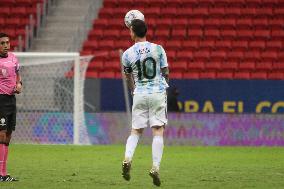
[121,19,169,187]
[0,33,22,182]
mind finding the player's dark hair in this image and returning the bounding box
[131,19,147,38]
[0,33,9,39]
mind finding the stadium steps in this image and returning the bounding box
[29,0,103,52]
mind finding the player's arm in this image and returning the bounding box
[15,58,22,94]
[160,45,169,84]
[161,67,169,85]
[122,52,135,95]
[15,72,22,94]
[124,66,135,95]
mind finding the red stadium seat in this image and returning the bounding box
[240,7,256,17]
[210,50,226,61]
[187,61,205,70]
[209,7,225,17]
[200,71,216,79]
[193,50,210,61]
[114,40,131,50]
[88,29,103,40]
[188,29,203,39]
[254,30,270,40]
[103,0,117,8]
[221,29,237,39]
[255,62,273,71]
[98,40,114,50]
[269,18,283,29]
[171,29,187,40]
[183,71,200,79]
[182,40,199,50]
[167,50,176,62]
[0,18,5,26]
[250,72,268,79]
[268,71,284,80]
[176,50,193,61]
[253,18,268,29]
[165,40,182,50]
[108,19,124,29]
[221,18,236,29]
[231,40,248,50]
[143,7,160,18]
[170,72,183,79]
[99,71,116,78]
[266,41,282,50]
[236,18,252,29]
[83,40,98,51]
[170,61,187,71]
[199,40,215,50]
[93,19,108,28]
[86,71,99,78]
[173,18,188,28]
[205,61,222,71]
[188,18,204,28]
[249,40,265,50]
[271,29,284,39]
[88,60,104,71]
[165,0,181,7]
[160,7,177,18]
[226,51,244,61]
[239,61,255,71]
[103,29,120,39]
[0,7,10,16]
[156,18,172,29]
[261,51,278,61]
[104,60,121,71]
[221,61,238,70]
[204,18,220,29]
[244,50,261,61]
[234,71,250,79]
[118,0,134,7]
[225,7,241,17]
[215,40,231,50]
[216,71,234,79]
[155,29,170,40]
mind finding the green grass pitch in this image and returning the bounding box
[1,145,284,189]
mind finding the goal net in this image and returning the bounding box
[12,52,91,145]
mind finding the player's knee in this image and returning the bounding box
[152,126,164,136]
[131,128,143,135]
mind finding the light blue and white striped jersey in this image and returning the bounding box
[122,41,169,94]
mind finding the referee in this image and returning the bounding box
[0,33,22,182]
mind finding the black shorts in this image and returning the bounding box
[0,94,16,131]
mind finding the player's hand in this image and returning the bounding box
[14,82,22,94]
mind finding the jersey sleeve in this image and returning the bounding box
[12,53,20,72]
[122,51,132,74]
[159,45,168,68]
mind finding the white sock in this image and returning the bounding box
[124,134,140,161]
[152,136,164,170]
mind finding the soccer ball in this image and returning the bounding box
[124,10,145,28]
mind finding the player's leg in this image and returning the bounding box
[148,92,167,186]
[0,112,18,182]
[124,128,143,163]
[0,129,7,179]
[122,93,148,181]
[122,128,144,181]
[149,126,164,186]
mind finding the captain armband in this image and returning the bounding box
[123,66,133,74]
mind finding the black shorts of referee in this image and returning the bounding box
[0,94,16,132]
